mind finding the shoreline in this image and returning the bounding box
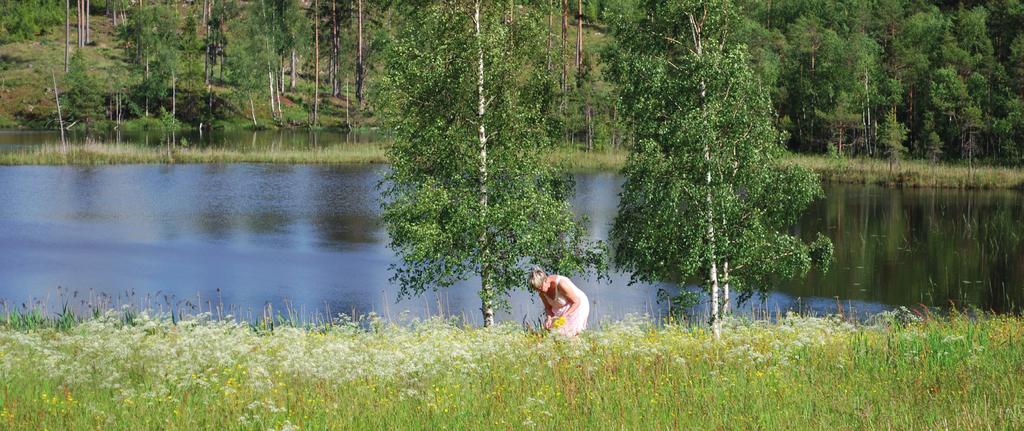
[1,143,1023,189]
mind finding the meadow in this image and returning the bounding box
[1,309,1022,430]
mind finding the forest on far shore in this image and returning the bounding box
[2,0,1024,167]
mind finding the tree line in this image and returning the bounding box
[17,0,374,130]
[8,0,1024,166]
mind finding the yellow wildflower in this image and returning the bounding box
[552,316,567,329]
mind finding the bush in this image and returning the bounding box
[0,0,63,43]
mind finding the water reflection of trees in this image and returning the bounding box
[796,185,1024,312]
[310,167,381,250]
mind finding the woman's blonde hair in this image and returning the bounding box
[528,266,546,290]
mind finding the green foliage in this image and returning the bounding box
[379,1,603,318]
[64,51,104,125]
[119,3,181,117]
[879,109,908,169]
[0,0,63,43]
[608,0,831,310]
[226,2,275,101]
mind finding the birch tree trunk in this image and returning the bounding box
[575,0,582,71]
[355,0,365,108]
[546,0,552,72]
[65,0,70,73]
[77,0,82,48]
[250,96,257,127]
[560,0,567,96]
[723,261,730,315]
[52,71,67,154]
[268,70,276,118]
[475,0,493,327]
[290,49,297,91]
[690,10,721,339]
[277,60,284,111]
[331,0,340,97]
[204,0,212,85]
[313,0,320,125]
[85,0,90,45]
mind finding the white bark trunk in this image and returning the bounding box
[710,260,720,338]
[52,70,67,154]
[85,0,90,45]
[691,10,721,339]
[475,0,494,328]
[65,0,70,73]
[313,0,320,125]
[290,49,297,91]
[249,96,257,127]
[723,261,730,315]
[575,0,582,70]
[268,70,276,118]
[204,0,212,86]
[355,0,364,107]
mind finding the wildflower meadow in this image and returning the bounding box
[1,309,1021,430]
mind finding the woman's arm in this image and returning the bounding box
[540,294,554,329]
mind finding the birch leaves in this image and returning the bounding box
[380,0,602,326]
[608,0,832,337]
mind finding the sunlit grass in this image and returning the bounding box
[0,142,389,166]
[0,308,1021,430]
[785,154,1024,190]
[3,143,1024,188]
[0,142,628,172]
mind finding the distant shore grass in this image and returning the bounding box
[0,310,1021,429]
[2,143,1023,188]
[0,142,389,166]
[0,142,626,172]
[784,154,1024,190]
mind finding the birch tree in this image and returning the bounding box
[607,0,831,338]
[355,0,365,107]
[380,0,603,326]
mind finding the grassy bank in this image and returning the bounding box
[0,142,627,172]
[0,311,1022,429]
[2,142,1024,188]
[0,142,389,166]
[785,155,1024,190]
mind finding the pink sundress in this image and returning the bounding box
[548,275,590,336]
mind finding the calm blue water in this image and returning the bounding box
[0,164,1021,324]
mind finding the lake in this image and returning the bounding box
[0,133,1022,324]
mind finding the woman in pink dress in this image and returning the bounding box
[528,267,590,336]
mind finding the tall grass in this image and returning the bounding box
[0,308,1021,430]
[0,142,631,172]
[785,154,1024,190]
[0,142,389,166]
[3,143,1024,188]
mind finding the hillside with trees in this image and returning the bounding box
[1,0,1023,166]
